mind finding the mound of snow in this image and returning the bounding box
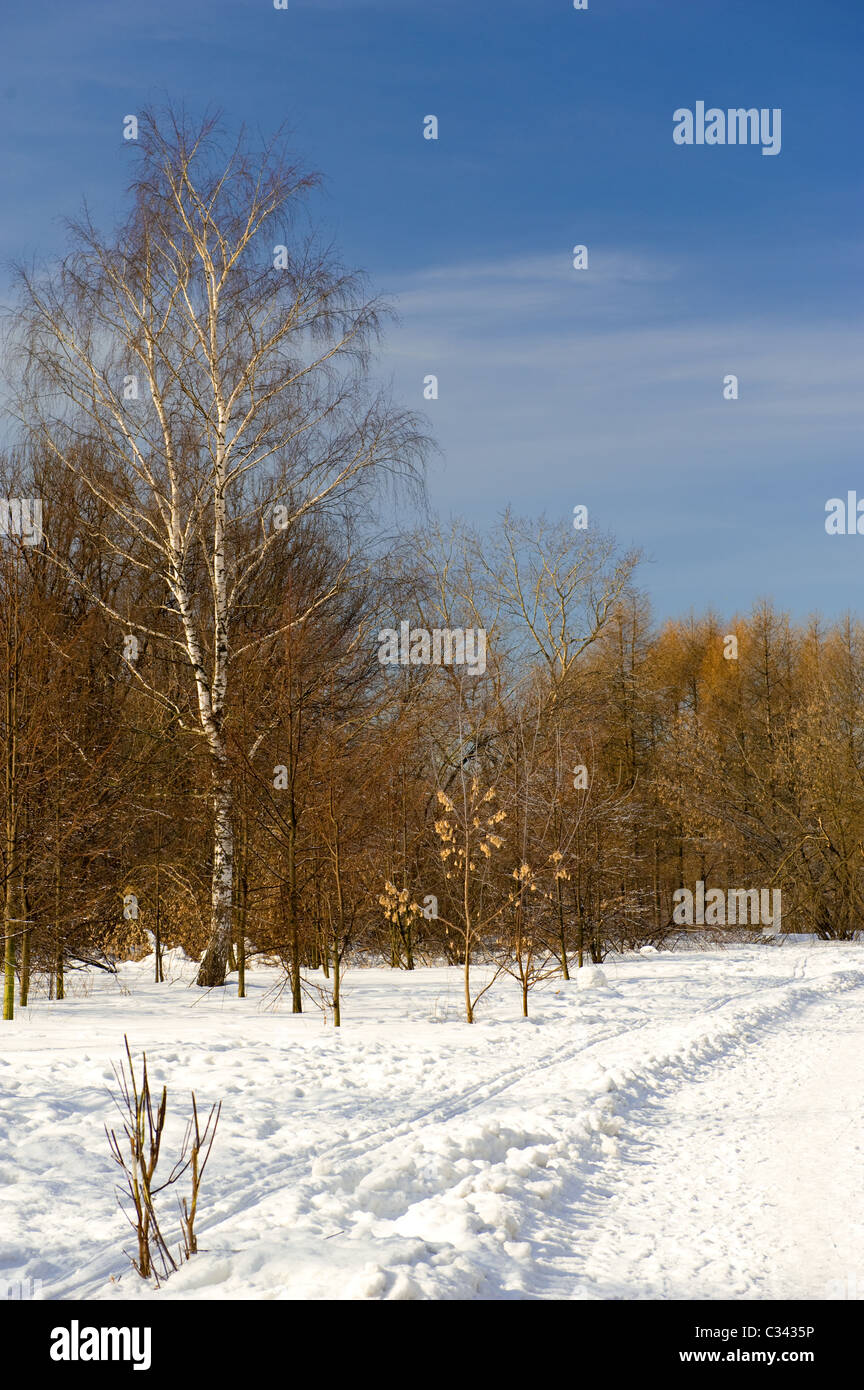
[575,964,610,992]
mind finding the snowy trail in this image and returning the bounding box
[531,982,864,1300]
[2,944,863,1301]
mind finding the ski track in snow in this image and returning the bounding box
[0,943,862,1301]
[563,985,864,1301]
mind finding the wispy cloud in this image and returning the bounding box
[388,251,679,328]
[377,250,864,618]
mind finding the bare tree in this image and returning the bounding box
[433,751,508,1024]
[478,512,639,709]
[10,107,426,985]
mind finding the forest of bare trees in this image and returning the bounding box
[2,111,862,1024]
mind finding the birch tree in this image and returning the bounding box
[11,108,425,985]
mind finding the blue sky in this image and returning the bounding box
[1,0,862,620]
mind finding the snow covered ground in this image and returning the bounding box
[2,941,863,1301]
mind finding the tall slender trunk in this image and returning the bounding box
[3,574,19,1022]
[2,908,14,1020]
[3,868,16,1022]
[572,881,584,970]
[178,475,235,990]
[197,754,234,987]
[653,835,661,931]
[19,929,29,1006]
[329,804,346,1027]
[54,772,63,1000]
[154,824,163,983]
[400,774,414,970]
[463,843,473,1023]
[405,920,414,971]
[463,953,473,1024]
[317,872,330,980]
[237,812,248,998]
[19,875,30,1007]
[556,876,569,980]
[287,810,301,1013]
[332,945,341,1027]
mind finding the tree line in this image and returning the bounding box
[1,110,859,1022]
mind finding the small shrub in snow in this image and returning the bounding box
[106,1036,221,1283]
